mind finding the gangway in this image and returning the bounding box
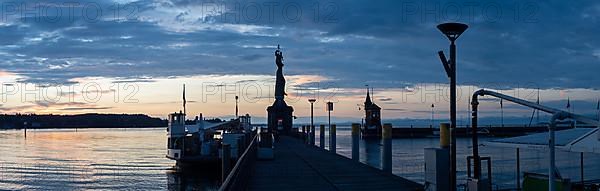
[470,89,600,191]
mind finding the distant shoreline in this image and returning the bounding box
[0,113,167,129]
[1,126,167,130]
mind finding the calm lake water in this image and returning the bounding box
[0,128,219,191]
[1,127,599,190]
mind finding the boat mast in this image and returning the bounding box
[183,84,187,116]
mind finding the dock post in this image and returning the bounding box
[516,148,521,191]
[306,125,312,145]
[581,152,584,185]
[302,125,306,142]
[352,123,360,161]
[382,123,392,174]
[222,144,231,182]
[23,122,27,139]
[440,123,450,148]
[310,125,315,146]
[330,124,336,153]
[320,124,325,149]
[305,125,309,144]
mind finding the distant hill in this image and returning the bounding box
[0,113,167,129]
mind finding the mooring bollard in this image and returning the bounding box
[320,124,325,149]
[352,123,360,161]
[330,124,337,153]
[308,125,312,144]
[222,144,231,182]
[310,125,316,146]
[23,122,27,139]
[440,123,450,148]
[382,123,392,173]
[302,125,306,142]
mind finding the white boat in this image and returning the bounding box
[166,111,254,168]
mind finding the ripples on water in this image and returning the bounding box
[0,128,219,191]
[1,127,599,190]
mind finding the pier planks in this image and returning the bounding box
[248,136,423,191]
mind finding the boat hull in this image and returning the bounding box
[168,155,223,170]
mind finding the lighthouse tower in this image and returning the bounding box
[362,88,382,138]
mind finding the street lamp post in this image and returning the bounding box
[431,104,435,128]
[327,102,333,129]
[437,22,468,191]
[326,101,334,152]
[235,95,239,118]
[309,99,316,146]
[357,104,363,128]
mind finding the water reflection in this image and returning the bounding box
[166,167,220,191]
[3,128,600,191]
[362,139,381,169]
[0,128,223,190]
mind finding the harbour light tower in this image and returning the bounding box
[362,86,382,138]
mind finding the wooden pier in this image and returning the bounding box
[246,136,423,191]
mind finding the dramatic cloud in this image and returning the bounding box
[0,0,596,89]
[0,0,599,120]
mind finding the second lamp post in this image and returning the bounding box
[437,22,468,191]
[308,98,316,145]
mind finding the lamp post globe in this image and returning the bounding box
[437,22,468,42]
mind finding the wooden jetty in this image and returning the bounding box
[246,136,423,191]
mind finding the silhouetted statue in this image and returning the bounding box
[267,45,294,134]
[275,45,284,67]
[274,45,286,99]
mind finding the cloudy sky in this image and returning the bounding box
[0,0,599,124]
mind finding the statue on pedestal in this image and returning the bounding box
[267,45,294,134]
[274,45,286,99]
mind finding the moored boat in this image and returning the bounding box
[166,111,254,168]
